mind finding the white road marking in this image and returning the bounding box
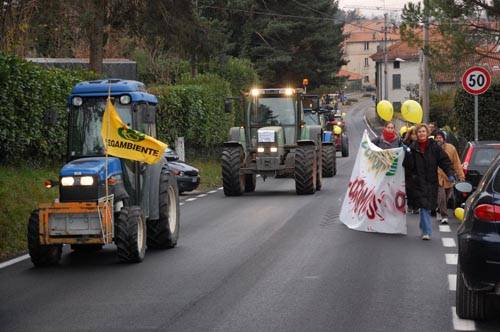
[304,276,320,279]
[208,190,217,194]
[439,225,451,232]
[180,202,185,206]
[451,307,476,331]
[196,194,207,198]
[186,198,197,202]
[442,237,456,247]
[446,254,458,265]
[448,274,457,291]
[0,254,29,269]
[218,187,223,190]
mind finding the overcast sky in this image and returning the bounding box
[338,0,412,9]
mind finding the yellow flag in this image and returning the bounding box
[101,98,167,164]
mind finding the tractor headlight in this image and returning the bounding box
[72,97,83,107]
[80,176,94,186]
[120,95,131,105]
[61,176,75,186]
[270,147,278,153]
[257,147,265,153]
[250,88,260,97]
[284,88,294,96]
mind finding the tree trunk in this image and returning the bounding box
[89,0,105,74]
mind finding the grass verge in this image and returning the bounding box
[189,158,222,192]
[0,166,58,261]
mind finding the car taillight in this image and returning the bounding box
[473,204,500,222]
[462,145,474,176]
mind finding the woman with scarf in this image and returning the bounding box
[403,124,454,240]
[372,122,402,149]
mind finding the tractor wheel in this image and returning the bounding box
[115,206,146,263]
[456,263,489,319]
[295,146,316,195]
[322,144,335,177]
[28,210,61,267]
[341,134,349,157]
[147,171,180,249]
[71,244,103,253]
[316,147,322,191]
[221,146,244,196]
[244,174,256,192]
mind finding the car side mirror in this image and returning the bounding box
[224,99,233,113]
[455,181,473,194]
[43,110,58,126]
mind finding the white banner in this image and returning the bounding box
[340,131,407,234]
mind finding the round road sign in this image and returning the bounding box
[461,66,491,95]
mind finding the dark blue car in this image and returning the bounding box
[455,155,500,319]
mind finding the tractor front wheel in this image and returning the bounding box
[28,210,61,267]
[115,206,146,263]
[295,146,316,195]
[222,146,245,196]
[341,134,349,157]
[322,144,335,177]
[147,171,180,249]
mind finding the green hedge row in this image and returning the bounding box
[454,80,500,141]
[0,53,97,164]
[151,73,235,149]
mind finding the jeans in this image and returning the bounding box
[437,187,452,218]
[419,208,432,236]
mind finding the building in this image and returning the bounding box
[370,41,420,110]
[342,20,399,88]
[336,69,363,90]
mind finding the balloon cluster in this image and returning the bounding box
[376,99,423,124]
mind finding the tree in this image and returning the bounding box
[401,1,500,82]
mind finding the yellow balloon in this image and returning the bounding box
[399,126,408,137]
[376,100,393,121]
[333,125,342,135]
[454,208,465,222]
[401,100,423,124]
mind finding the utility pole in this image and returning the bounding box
[422,0,430,122]
[383,12,388,100]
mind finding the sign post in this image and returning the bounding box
[461,66,491,142]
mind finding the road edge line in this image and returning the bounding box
[0,254,29,270]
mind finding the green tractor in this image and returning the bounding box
[222,88,323,195]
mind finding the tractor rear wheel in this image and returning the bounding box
[316,146,322,191]
[28,210,61,267]
[147,171,180,249]
[341,134,349,157]
[244,174,256,192]
[322,144,335,177]
[295,146,316,195]
[115,206,146,263]
[222,146,244,196]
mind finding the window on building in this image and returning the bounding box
[364,58,369,67]
[393,74,401,90]
[394,61,400,69]
[364,41,369,50]
[364,76,369,83]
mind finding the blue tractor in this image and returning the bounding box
[28,79,180,266]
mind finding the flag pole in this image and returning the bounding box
[105,82,111,208]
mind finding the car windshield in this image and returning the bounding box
[471,147,500,167]
[249,97,296,126]
[68,98,132,158]
[304,112,319,125]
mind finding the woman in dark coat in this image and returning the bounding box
[403,123,454,240]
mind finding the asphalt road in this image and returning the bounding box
[1,98,499,332]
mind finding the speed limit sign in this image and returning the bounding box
[462,66,491,95]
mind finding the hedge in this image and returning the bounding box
[0,53,97,165]
[150,73,234,150]
[454,80,500,141]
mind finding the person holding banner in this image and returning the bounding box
[403,124,454,240]
[372,122,402,149]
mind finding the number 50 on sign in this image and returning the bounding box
[462,66,492,95]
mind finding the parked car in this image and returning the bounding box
[454,155,500,319]
[455,141,500,206]
[165,148,200,193]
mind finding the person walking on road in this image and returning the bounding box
[435,130,465,224]
[402,126,418,214]
[403,124,454,240]
[372,122,402,149]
